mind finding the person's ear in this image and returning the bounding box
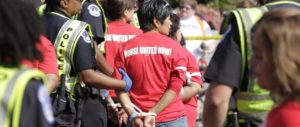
[153,18,161,28]
[60,0,70,9]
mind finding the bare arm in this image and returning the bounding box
[79,69,125,90]
[203,82,233,127]
[148,89,176,114]
[45,73,59,93]
[181,81,202,101]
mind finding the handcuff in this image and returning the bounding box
[125,103,157,122]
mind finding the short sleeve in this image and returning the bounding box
[73,30,97,73]
[20,80,53,127]
[204,21,241,89]
[79,2,105,43]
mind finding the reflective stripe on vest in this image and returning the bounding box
[37,4,46,16]
[0,67,46,127]
[54,19,89,95]
[131,13,140,28]
[230,1,300,119]
[231,6,272,120]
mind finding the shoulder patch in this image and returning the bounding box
[87,4,101,17]
[37,85,54,124]
[81,31,92,43]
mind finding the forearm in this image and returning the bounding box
[80,69,125,90]
[181,81,201,101]
[149,89,176,114]
[203,82,233,127]
[46,73,59,93]
[117,91,134,115]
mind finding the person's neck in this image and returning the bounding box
[57,8,72,18]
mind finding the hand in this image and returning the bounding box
[118,68,132,92]
[118,108,128,125]
[144,115,155,127]
[107,103,118,120]
[132,118,143,127]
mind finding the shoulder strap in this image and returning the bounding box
[231,6,267,89]
[54,19,89,91]
[196,16,207,36]
[0,68,46,127]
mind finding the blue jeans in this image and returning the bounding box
[156,116,188,127]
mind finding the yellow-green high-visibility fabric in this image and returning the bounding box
[37,4,46,16]
[131,13,140,28]
[231,6,273,120]
[53,18,90,99]
[0,66,46,127]
[228,1,300,120]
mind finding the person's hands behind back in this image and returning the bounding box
[118,68,132,92]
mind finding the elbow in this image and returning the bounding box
[80,69,95,85]
[205,95,229,109]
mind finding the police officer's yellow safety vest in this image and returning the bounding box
[52,14,92,99]
[131,13,140,28]
[224,0,300,121]
[0,66,46,127]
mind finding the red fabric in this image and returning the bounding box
[22,35,58,76]
[185,104,197,127]
[267,100,300,127]
[184,49,202,107]
[183,49,202,126]
[114,32,187,122]
[105,21,142,97]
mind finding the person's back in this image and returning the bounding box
[0,0,53,126]
[115,1,189,127]
[203,0,300,127]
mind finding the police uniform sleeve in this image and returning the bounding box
[73,31,98,73]
[79,2,105,43]
[204,20,241,89]
[20,80,54,127]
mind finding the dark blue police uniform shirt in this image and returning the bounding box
[77,1,105,44]
[43,11,97,74]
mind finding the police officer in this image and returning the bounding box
[43,0,132,126]
[0,0,53,126]
[74,0,111,127]
[203,0,300,127]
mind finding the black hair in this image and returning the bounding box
[103,0,136,21]
[45,0,61,12]
[168,13,180,39]
[137,0,173,32]
[0,0,43,66]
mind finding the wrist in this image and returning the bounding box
[128,112,138,123]
[123,81,131,92]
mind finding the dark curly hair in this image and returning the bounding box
[0,0,43,66]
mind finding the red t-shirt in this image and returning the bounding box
[105,21,142,97]
[22,35,58,76]
[114,32,187,122]
[267,100,300,127]
[183,48,203,107]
